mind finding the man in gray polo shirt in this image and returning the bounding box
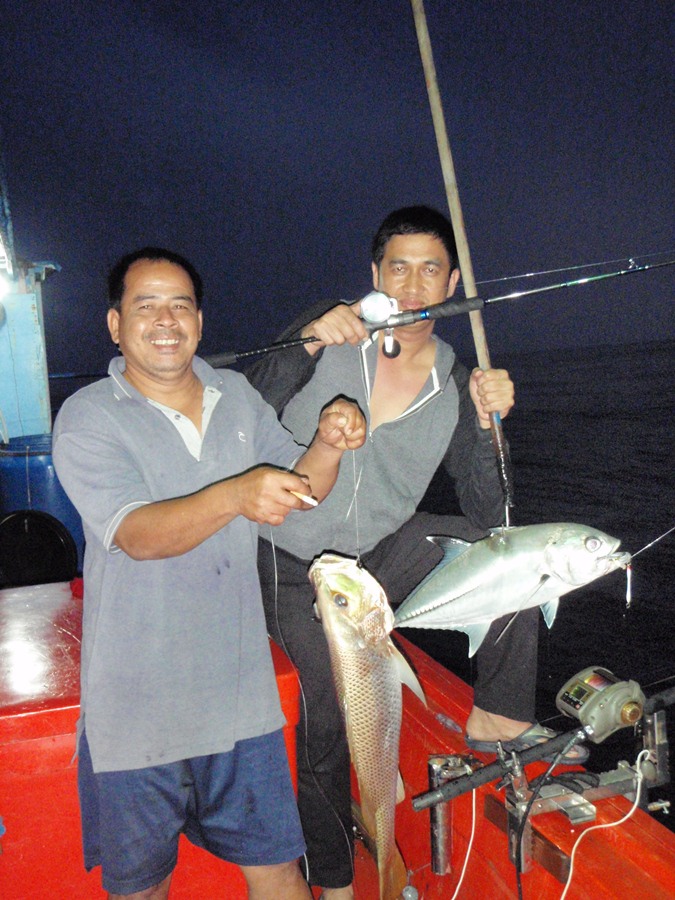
[52,247,365,899]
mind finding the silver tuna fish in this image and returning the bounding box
[308,552,425,900]
[394,523,631,656]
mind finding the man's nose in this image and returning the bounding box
[154,305,179,326]
[403,267,423,294]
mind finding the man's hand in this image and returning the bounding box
[293,397,366,502]
[300,302,368,355]
[231,466,320,526]
[316,398,367,451]
[470,368,515,428]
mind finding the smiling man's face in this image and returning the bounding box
[107,258,203,389]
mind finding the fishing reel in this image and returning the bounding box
[556,666,645,743]
[416,665,671,885]
[359,290,401,358]
[360,290,398,324]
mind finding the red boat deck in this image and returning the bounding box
[0,580,299,899]
[384,636,675,898]
[1,581,674,899]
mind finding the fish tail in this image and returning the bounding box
[381,843,407,900]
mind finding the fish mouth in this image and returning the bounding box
[605,550,632,567]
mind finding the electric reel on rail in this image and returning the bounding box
[556,666,646,743]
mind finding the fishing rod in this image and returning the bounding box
[471,257,675,306]
[204,258,674,368]
[413,670,675,812]
[408,0,514,517]
[471,249,675,289]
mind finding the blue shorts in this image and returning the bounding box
[78,728,306,895]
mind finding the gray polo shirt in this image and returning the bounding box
[53,356,302,772]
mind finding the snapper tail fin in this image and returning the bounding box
[382,841,408,900]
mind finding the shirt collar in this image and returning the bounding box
[108,354,225,401]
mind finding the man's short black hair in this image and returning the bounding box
[371,206,459,271]
[108,247,204,311]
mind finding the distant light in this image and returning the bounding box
[0,272,14,299]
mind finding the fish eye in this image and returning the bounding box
[585,536,602,552]
[333,593,348,607]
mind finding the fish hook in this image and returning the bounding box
[624,523,674,609]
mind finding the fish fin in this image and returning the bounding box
[383,843,408,900]
[427,534,472,562]
[540,598,559,628]
[392,644,427,705]
[398,536,472,607]
[508,576,558,629]
[461,622,492,657]
[493,610,520,646]
[359,787,378,845]
[396,770,405,803]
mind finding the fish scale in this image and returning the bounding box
[309,554,424,900]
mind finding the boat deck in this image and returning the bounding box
[1,581,674,898]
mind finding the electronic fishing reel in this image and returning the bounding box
[556,666,645,743]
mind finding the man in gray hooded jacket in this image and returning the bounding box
[246,206,585,899]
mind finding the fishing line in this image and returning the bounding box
[558,749,649,900]
[514,732,584,900]
[344,442,371,564]
[447,787,477,900]
[24,444,32,508]
[642,673,675,691]
[630,524,675,560]
[266,528,356,886]
[491,579,538,646]
[351,451,362,563]
[262,433,372,883]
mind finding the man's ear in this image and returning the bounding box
[371,261,380,291]
[446,267,461,298]
[107,308,120,344]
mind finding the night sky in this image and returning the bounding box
[2,0,673,376]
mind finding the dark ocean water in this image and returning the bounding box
[409,339,675,829]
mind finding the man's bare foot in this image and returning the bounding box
[465,706,532,743]
[319,886,355,899]
[464,706,589,764]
